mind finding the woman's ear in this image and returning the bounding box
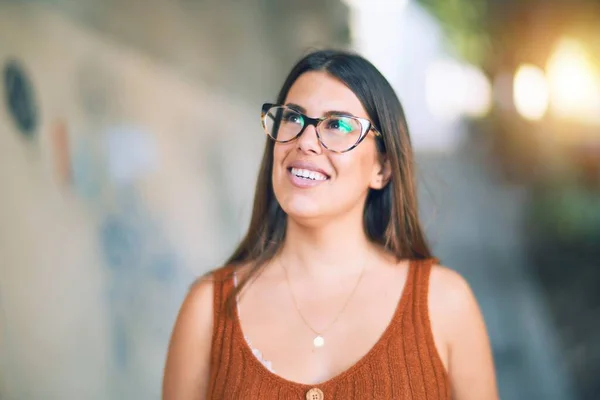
[370,157,392,190]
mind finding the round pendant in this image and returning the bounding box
[313,335,325,348]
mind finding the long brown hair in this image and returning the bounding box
[222,49,432,311]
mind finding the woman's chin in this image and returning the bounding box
[281,202,325,223]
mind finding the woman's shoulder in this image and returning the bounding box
[163,268,224,399]
[428,264,473,304]
[178,264,234,319]
[180,272,217,329]
[185,262,248,307]
[167,264,240,350]
[427,263,498,397]
[428,263,478,322]
[427,262,486,345]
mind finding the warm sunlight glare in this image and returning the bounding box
[513,64,550,121]
[546,38,600,125]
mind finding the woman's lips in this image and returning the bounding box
[287,167,329,188]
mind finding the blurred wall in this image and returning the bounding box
[0,2,348,399]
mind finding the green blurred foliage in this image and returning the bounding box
[533,184,600,244]
[416,0,491,65]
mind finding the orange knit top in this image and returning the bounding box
[207,258,450,399]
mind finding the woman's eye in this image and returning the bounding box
[327,118,354,134]
[282,111,302,124]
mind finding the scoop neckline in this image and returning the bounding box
[231,259,415,390]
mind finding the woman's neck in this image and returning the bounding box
[277,216,379,280]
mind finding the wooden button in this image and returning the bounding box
[306,387,324,400]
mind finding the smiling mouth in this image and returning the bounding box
[288,167,329,181]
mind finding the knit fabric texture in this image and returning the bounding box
[206,258,450,399]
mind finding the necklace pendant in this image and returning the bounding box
[313,335,325,348]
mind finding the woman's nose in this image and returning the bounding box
[296,124,323,154]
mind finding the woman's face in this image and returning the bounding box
[271,71,387,224]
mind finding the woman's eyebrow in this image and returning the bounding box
[285,103,355,117]
[324,110,354,117]
[285,102,306,113]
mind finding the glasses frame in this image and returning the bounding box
[261,103,382,153]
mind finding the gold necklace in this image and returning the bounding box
[281,259,366,348]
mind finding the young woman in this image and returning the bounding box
[163,50,498,399]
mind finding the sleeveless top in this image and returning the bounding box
[207,258,450,399]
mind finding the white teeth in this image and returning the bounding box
[290,168,327,181]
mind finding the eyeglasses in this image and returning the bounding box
[261,103,381,153]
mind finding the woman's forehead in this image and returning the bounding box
[284,71,369,119]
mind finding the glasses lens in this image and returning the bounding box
[319,116,363,152]
[263,106,304,141]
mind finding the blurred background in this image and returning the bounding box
[0,0,599,399]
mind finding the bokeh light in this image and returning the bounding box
[547,38,600,125]
[513,64,550,121]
